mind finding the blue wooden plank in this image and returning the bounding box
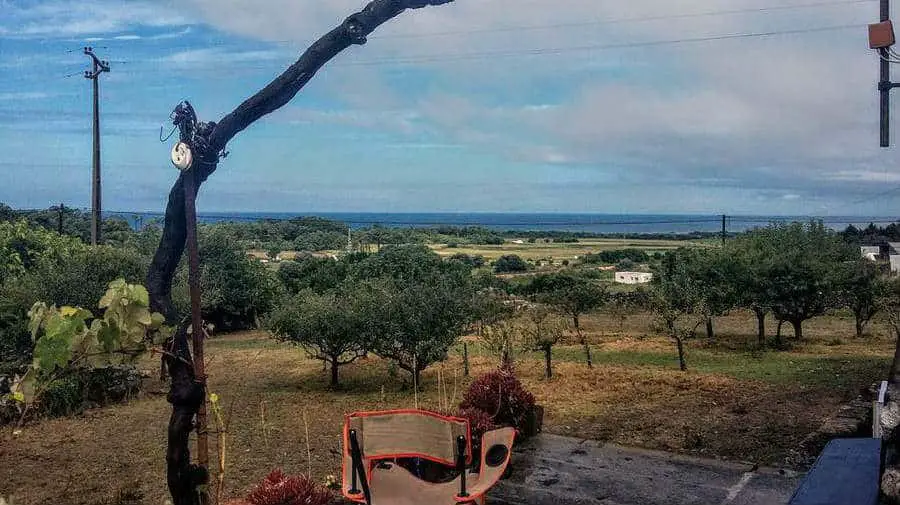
[789,438,881,505]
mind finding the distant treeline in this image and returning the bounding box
[840,222,900,244]
[0,203,757,252]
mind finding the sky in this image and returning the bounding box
[0,0,898,215]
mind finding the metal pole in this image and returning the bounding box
[882,0,891,147]
[91,57,101,245]
[183,169,210,495]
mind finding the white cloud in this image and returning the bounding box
[9,0,887,212]
[0,92,52,101]
[0,0,188,38]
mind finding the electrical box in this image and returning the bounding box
[870,20,895,49]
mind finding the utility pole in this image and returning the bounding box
[882,0,892,147]
[721,214,727,246]
[83,47,110,245]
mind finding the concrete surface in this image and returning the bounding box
[489,434,803,505]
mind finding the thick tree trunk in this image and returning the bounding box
[791,319,803,341]
[574,316,592,368]
[753,308,766,347]
[675,337,687,371]
[330,356,339,387]
[706,318,714,340]
[543,346,552,379]
[145,2,453,504]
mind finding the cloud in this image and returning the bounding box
[0,0,188,38]
[0,92,52,101]
[172,0,889,209]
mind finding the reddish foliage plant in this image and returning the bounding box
[460,368,535,433]
[247,469,334,505]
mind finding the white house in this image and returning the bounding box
[891,255,900,275]
[614,271,653,284]
[861,246,880,261]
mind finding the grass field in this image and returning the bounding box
[0,310,891,505]
[248,237,709,265]
[429,238,707,261]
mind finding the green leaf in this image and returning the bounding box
[150,312,165,330]
[129,285,150,307]
[95,319,119,353]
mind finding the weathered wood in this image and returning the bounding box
[145,2,454,504]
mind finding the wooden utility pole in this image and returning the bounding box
[83,47,109,245]
[721,214,727,246]
[183,169,210,500]
[883,0,892,147]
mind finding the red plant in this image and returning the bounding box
[457,407,497,445]
[459,368,535,433]
[247,469,334,505]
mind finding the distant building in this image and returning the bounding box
[511,239,525,244]
[614,272,653,284]
[861,246,880,261]
[891,255,900,275]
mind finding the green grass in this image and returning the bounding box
[458,342,891,390]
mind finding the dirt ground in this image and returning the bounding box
[0,310,892,505]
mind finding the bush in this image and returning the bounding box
[0,296,30,376]
[25,246,148,315]
[582,248,650,265]
[449,253,486,269]
[175,231,282,331]
[457,406,498,455]
[277,257,347,294]
[460,368,535,434]
[247,469,335,505]
[493,255,528,273]
[615,258,636,271]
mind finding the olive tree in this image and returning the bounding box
[837,259,883,338]
[650,251,707,371]
[266,284,375,387]
[528,273,608,367]
[520,307,566,378]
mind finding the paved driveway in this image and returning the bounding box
[490,434,803,505]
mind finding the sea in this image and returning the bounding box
[107,211,900,235]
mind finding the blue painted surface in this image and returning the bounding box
[788,438,882,505]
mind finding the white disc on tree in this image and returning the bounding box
[171,142,193,171]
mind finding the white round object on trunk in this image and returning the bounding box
[171,141,193,171]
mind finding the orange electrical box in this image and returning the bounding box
[870,20,895,49]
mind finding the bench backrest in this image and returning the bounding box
[343,409,471,466]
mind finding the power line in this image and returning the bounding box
[345,24,867,66]
[37,22,865,80]
[373,0,876,39]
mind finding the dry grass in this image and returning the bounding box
[1,309,891,505]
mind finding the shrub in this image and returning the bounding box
[175,231,282,331]
[24,246,148,315]
[449,253,486,269]
[247,469,334,505]
[0,295,30,376]
[460,368,535,433]
[493,255,528,273]
[457,406,498,456]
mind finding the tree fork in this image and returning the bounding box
[145,2,454,504]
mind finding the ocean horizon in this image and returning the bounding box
[103,211,900,235]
